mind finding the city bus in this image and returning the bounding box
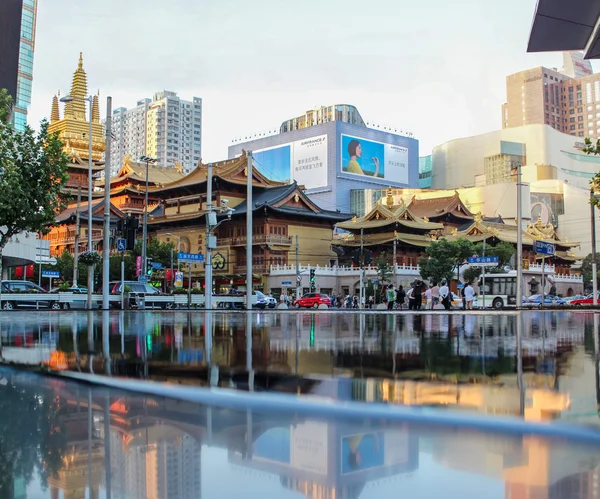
[477,271,518,309]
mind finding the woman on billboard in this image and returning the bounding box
[345,139,380,177]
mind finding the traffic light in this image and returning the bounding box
[146,258,153,276]
[310,268,316,292]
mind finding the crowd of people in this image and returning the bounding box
[328,279,477,310]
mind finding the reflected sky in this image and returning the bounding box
[0,368,598,499]
[0,310,599,427]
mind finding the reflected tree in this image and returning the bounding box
[0,373,66,495]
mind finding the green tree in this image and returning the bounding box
[462,266,482,284]
[376,252,393,301]
[473,240,515,269]
[0,91,69,291]
[419,238,476,284]
[0,88,12,124]
[581,253,600,290]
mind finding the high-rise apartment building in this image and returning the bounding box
[501,51,600,139]
[0,0,37,130]
[109,91,202,175]
[279,104,365,133]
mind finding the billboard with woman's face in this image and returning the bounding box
[341,135,408,185]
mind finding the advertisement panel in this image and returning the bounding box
[253,135,328,190]
[341,134,408,185]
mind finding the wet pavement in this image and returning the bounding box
[1,365,599,498]
[1,310,599,427]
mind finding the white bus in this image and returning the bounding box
[477,271,518,309]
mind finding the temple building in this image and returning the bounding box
[48,53,105,196]
[148,154,349,293]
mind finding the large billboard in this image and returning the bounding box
[253,135,328,190]
[341,134,409,185]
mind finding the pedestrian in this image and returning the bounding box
[396,285,406,310]
[368,295,374,309]
[430,282,440,308]
[280,291,286,304]
[406,284,415,310]
[424,284,432,309]
[439,280,451,310]
[413,280,423,310]
[353,295,359,309]
[386,284,395,310]
[461,283,467,310]
[464,281,475,310]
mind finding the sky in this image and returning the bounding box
[28,0,598,162]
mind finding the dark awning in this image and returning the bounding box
[527,0,600,58]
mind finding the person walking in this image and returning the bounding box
[396,285,406,310]
[413,280,424,310]
[439,280,451,310]
[386,285,395,310]
[430,282,440,308]
[406,284,415,310]
[464,282,475,310]
[424,285,432,309]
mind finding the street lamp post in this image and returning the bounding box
[60,94,94,309]
[140,156,157,280]
[591,189,599,305]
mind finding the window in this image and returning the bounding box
[570,125,576,130]
[589,114,594,120]
[569,109,575,114]
[570,117,575,122]
[579,131,585,136]
[578,107,583,113]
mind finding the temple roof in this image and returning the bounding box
[336,199,443,231]
[407,192,474,221]
[148,154,287,195]
[54,198,125,225]
[99,155,186,188]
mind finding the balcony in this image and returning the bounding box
[269,264,421,277]
[219,235,293,247]
[233,264,269,275]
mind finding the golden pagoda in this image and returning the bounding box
[49,53,105,193]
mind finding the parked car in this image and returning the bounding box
[254,291,269,309]
[265,294,277,308]
[50,286,88,294]
[107,281,168,309]
[568,293,600,306]
[293,293,331,309]
[525,294,566,306]
[1,280,62,310]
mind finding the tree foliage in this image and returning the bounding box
[419,238,475,284]
[0,372,66,494]
[581,253,600,289]
[0,90,69,278]
[473,241,515,268]
[462,266,482,284]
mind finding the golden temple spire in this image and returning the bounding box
[92,92,100,123]
[51,95,60,122]
[65,52,88,120]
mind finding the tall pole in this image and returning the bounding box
[73,186,81,287]
[205,163,213,310]
[87,96,94,310]
[482,235,486,310]
[102,97,112,310]
[591,189,598,306]
[142,159,149,278]
[170,247,174,292]
[359,228,364,309]
[246,151,253,310]
[295,235,300,301]
[516,165,523,310]
[541,255,545,310]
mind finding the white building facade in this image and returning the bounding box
[108,91,202,175]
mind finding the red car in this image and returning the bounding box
[293,293,331,309]
[569,294,599,306]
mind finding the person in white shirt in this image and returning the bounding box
[464,282,475,310]
[439,280,450,310]
[424,286,432,309]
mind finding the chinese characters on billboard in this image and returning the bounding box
[253,135,328,190]
[341,134,408,185]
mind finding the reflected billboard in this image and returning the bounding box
[253,135,328,190]
[341,134,408,185]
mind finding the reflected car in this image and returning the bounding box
[1,280,62,310]
[293,293,331,309]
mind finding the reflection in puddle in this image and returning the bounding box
[1,310,599,425]
[1,368,599,499]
